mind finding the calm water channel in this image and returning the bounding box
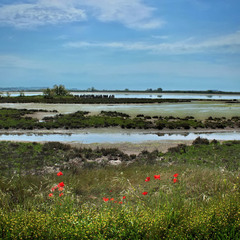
[0,131,239,143]
[4,91,240,99]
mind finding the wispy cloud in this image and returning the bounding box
[77,0,164,29]
[0,0,163,29]
[151,35,169,40]
[0,0,86,28]
[64,31,240,54]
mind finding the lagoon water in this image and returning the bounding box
[1,101,240,120]
[4,91,240,99]
[0,131,239,144]
[1,93,240,144]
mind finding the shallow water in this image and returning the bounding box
[1,102,240,120]
[0,131,239,143]
[6,91,240,99]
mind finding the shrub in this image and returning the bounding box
[168,144,187,154]
[192,137,210,145]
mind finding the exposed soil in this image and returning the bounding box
[69,140,194,155]
[25,112,57,120]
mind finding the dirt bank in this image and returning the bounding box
[69,140,194,155]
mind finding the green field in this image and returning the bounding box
[0,140,240,239]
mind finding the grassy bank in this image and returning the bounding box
[1,138,240,174]
[0,140,240,239]
[1,108,240,130]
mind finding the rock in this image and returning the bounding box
[108,160,122,166]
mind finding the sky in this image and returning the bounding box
[0,0,240,91]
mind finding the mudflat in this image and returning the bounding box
[70,140,194,155]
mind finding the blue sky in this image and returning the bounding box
[0,0,240,91]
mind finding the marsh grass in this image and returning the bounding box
[0,163,240,239]
[0,140,240,239]
[1,108,240,130]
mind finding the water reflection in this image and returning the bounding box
[0,131,239,143]
[4,91,240,99]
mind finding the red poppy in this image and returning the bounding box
[51,185,58,192]
[57,171,63,176]
[145,177,150,182]
[173,173,178,178]
[59,193,64,197]
[49,193,53,197]
[110,198,114,201]
[103,197,109,202]
[173,178,178,183]
[58,187,64,191]
[154,175,160,180]
[123,196,126,199]
[58,182,64,188]
[142,191,148,195]
[119,201,123,204]
[114,201,118,203]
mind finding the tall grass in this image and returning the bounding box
[1,164,240,239]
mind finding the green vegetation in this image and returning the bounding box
[0,94,194,104]
[0,108,240,130]
[0,141,131,175]
[0,140,240,239]
[43,84,70,98]
[0,108,56,130]
[1,94,239,104]
[1,139,240,174]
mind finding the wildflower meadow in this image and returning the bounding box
[0,140,240,239]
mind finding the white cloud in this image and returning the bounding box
[64,31,240,54]
[77,0,164,29]
[195,31,240,50]
[0,0,163,29]
[0,0,86,28]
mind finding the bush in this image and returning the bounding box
[192,137,210,145]
[168,144,187,154]
[42,142,71,151]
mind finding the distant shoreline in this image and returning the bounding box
[1,89,240,95]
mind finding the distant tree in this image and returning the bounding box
[157,88,163,92]
[124,88,129,91]
[43,85,69,98]
[87,87,96,92]
[19,91,25,97]
[53,84,69,96]
[43,88,54,98]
